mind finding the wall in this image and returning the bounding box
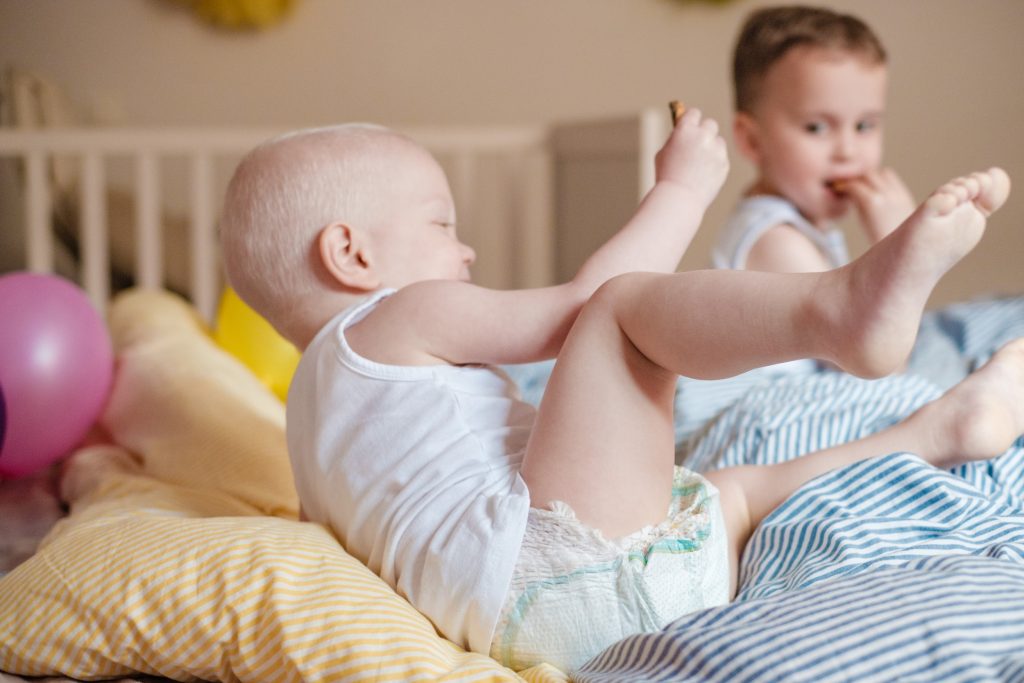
[1,0,1022,306]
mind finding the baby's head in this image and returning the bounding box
[731,5,889,222]
[220,124,474,348]
[733,5,886,116]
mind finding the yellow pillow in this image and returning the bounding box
[0,289,565,683]
[1,464,537,681]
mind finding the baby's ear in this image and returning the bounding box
[317,222,380,291]
[732,112,761,164]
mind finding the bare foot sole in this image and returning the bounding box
[926,168,1012,218]
[829,168,1012,377]
[914,337,1024,468]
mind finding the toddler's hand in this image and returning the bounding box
[654,108,729,207]
[845,168,915,242]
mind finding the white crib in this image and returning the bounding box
[0,110,668,321]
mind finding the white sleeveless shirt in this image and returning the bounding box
[711,195,846,378]
[287,289,533,654]
[712,195,849,270]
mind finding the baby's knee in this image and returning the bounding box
[585,272,657,314]
[574,273,663,341]
[575,275,634,334]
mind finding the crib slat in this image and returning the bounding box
[24,151,54,273]
[0,125,561,313]
[513,148,554,288]
[135,152,163,289]
[450,152,489,281]
[637,108,666,198]
[189,153,217,322]
[451,151,476,223]
[80,152,109,313]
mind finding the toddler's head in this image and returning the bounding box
[731,5,889,223]
[220,124,473,347]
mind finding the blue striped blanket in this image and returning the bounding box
[508,296,1024,682]
[575,373,1024,682]
[573,296,1024,682]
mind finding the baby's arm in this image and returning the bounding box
[350,108,729,367]
[844,167,916,242]
[571,108,728,290]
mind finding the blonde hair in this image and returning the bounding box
[733,5,887,113]
[219,124,421,342]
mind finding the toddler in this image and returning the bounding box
[219,115,1018,672]
[714,5,916,274]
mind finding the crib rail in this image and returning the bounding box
[0,126,554,321]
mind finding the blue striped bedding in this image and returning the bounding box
[576,554,1024,682]
[576,442,1024,681]
[507,295,1024,682]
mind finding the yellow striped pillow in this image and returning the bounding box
[0,475,531,682]
[0,289,567,682]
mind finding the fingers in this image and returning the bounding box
[701,112,720,137]
[654,105,729,201]
[844,168,890,194]
[661,107,723,158]
[843,169,884,196]
[843,170,893,203]
[844,168,912,203]
[844,167,917,241]
[681,107,718,135]
[665,107,722,152]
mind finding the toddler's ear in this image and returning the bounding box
[318,222,380,291]
[732,112,761,164]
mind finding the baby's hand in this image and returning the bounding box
[844,168,915,242]
[654,107,729,207]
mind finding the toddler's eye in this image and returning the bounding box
[856,120,878,133]
[804,122,826,135]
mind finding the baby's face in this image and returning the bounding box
[371,151,476,288]
[739,46,888,225]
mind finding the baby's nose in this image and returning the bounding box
[462,243,477,264]
[833,130,858,159]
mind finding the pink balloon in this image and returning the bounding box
[0,272,113,478]
[0,382,6,454]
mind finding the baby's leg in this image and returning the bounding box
[618,168,1012,381]
[521,168,1010,540]
[820,168,1011,376]
[707,336,1024,594]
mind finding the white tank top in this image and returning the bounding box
[287,289,532,654]
[712,195,849,270]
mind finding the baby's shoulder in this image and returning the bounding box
[344,282,476,367]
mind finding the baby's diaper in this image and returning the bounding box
[489,466,729,672]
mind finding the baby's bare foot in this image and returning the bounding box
[925,168,1012,218]
[911,338,1024,468]
[824,168,1011,377]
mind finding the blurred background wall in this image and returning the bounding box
[1,0,1021,306]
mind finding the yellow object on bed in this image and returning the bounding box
[0,289,564,683]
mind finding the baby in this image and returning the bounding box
[714,5,916,273]
[220,114,1018,672]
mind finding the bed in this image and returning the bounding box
[2,113,1024,683]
